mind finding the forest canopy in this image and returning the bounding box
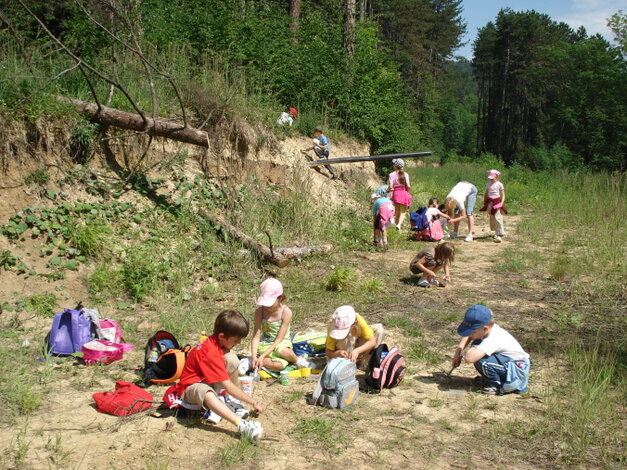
[0,1,624,170]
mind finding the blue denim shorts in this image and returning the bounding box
[465,185,478,215]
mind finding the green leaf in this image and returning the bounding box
[45,189,57,200]
[64,261,78,271]
[49,257,62,266]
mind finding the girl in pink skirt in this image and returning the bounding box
[371,186,395,247]
[388,158,413,230]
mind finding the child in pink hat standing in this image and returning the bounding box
[325,305,384,370]
[250,278,302,370]
[480,169,507,243]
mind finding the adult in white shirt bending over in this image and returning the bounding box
[444,181,478,242]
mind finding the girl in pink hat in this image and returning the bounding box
[480,169,507,243]
[250,278,301,371]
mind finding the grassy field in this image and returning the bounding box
[0,160,625,469]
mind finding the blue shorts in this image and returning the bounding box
[466,185,477,215]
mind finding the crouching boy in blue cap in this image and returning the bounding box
[452,305,531,395]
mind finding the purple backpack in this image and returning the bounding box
[46,308,101,356]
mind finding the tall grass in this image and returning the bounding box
[546,345,624,466]
[408,163,626,304]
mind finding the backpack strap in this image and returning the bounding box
[311,358,341,405]
[379,347,402,388]
[68,309,84,354]
[310,375,324,405]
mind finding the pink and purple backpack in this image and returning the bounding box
[364,344,406,393]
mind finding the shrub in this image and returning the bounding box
[325,266,357,292]
[26,293,57,317]
[68,224,111,258]
[23,169,49,185]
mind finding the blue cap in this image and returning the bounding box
[457,305,493,337]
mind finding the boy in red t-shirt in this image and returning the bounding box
[174,310,265,440]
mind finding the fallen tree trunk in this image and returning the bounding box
[209,214,290,268]
[275,244,333,258]
[307,151,432,167]
[59,96,210,148]
[238,244,334,260]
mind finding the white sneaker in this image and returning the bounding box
[296,356,310,369]
[449,232,458,239]
[464,234,473,242]
[494,236,502,243]
[237,419,263,441]
[225,396,250,419]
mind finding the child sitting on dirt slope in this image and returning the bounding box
[251,278,305,371]
[325,305,384,370]
[451,305,531,395]
[171,310,265,441]
[409,242,455,287]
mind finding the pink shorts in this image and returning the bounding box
[375,201,395,230]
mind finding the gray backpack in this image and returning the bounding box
[308,358,359,408]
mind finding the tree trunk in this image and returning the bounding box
[359,0,367,21]
[207,213,291,268]
[344,0,356,56]
[274,244,333,259]
[238,244,334,260]
[59,96,210,148]
[289,0,300,30]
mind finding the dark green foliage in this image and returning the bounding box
[0,0,468,156]
[474,9,626,170]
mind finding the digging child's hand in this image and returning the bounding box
[252,400,264,414]
[350,350,359,362]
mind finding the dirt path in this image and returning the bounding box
[1,212,555,470]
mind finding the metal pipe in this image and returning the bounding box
[307,151,432,167]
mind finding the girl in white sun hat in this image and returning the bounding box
[325,305,384,370]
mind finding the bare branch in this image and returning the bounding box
[74,0,188,126]
[15,0,148,126]
[78,65,102,113]
[12,62,81,107]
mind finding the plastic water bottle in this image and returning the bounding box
[148,347,159,362]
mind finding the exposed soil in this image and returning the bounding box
[0,211,559,470]
[0,119,560,469]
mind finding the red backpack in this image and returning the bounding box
[93,381,154,417]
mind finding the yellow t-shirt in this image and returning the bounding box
[325,313,374,351]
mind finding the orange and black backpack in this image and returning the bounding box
[144,331,190,385]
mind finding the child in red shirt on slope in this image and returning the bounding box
[172,310,265,441]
